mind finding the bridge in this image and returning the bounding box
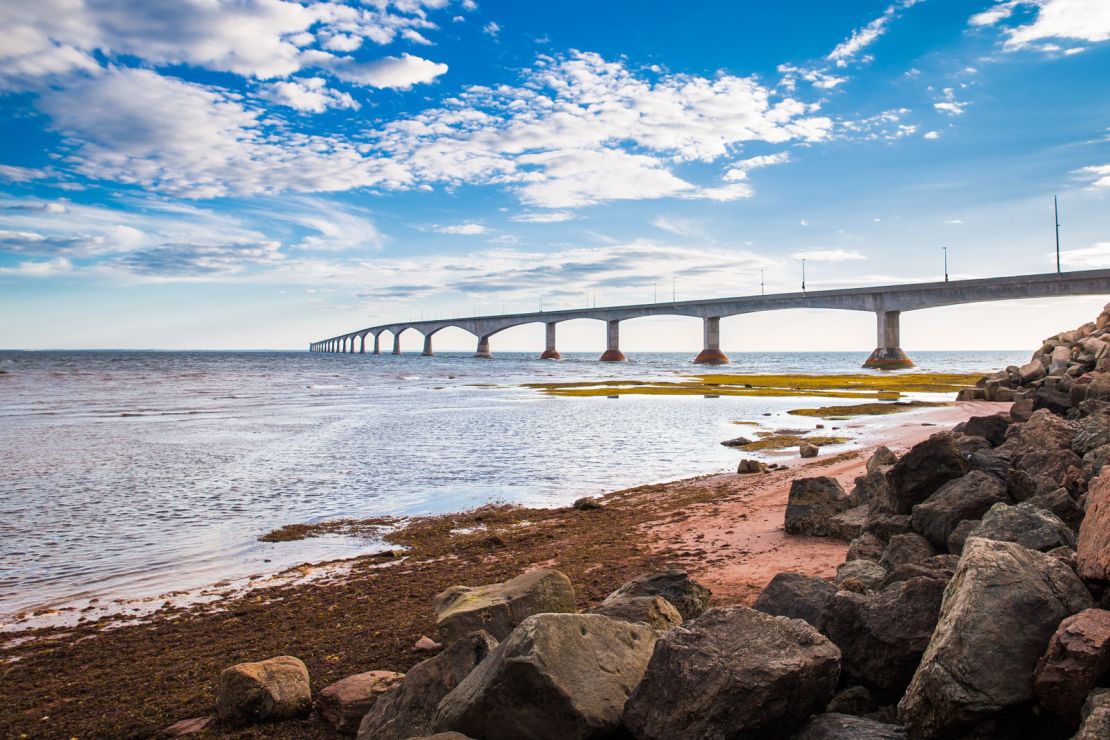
[309,269,1110,369]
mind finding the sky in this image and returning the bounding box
[0,0,1108,353]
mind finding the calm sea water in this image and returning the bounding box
[0,349,1026,621]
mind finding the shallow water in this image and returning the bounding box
[0,349,1025,621]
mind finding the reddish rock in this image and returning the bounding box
[317,670,404,735]
[1078,469,1110,582]
[413,636,442,652]
[1034,608,1110,717]
[163,716,214,736]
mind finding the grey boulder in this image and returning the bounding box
[790,713,907,739]
[969,501,1076,552]
[885,433,969,515]
[432,569,576,643]
[587,594,682,631]
[786,476,852,536]
[909,471,1010,549]
[600,569,710,621]
[753,572,837,631]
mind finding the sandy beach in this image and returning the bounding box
[0,400,1004,739]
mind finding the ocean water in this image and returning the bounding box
[0,349,1026,622]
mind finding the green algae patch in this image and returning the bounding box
[526,372,982,400]
[739,434,849,451]
[788,400,951,418]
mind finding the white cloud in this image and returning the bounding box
[483,21,500,36]
[1078,163,1110,188]
[827,1,923,67]
[791,249,866,262]
[651,216,706,239]
[0,164,50,183]
[0,256,73,277]
[511,211,575,223]
[944,218,964,224]
[723,151,791,181]
[1058,242,1110,268]
[259,77,359,113]
[436,222,487,235]
[933,87,968,115]
[972,0,1110,49]
[401,29,433,45]
[923,130,941,139]
[334,53,448,89]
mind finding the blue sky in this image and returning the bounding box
[1,0,1108,352]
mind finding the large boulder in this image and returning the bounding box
[879,533,937,571]
[946,519,979,555]
[1073,414,1110,456]
[432,569,576,643]
[786,476,852,536]
[897,538,1093,738]
[851,469,889,509]
[622,607,840,740]
[962,414,1010,448]
[969,502,1076,552]
[885,433,969,514]
[1001,408,1078,452]
[1033,608,1110,717]
[823,576,947,698]
[600,569,710,621]
[1076,689,1110,739]
[836,560,888,594]
[432,614,656,739]
[827,505,868,541]
[790,713,907,739]
[587,595,682,631]
[753,572,837,631]
[216,656,312,727]
[357,631,497,740]
[318,671,403,735]
[878,554,959,590]
[867,446,898,473]
[1078,469,1110,582]
[1026,487,1085,532]
[909,471,1010,549]
[846,532,885,562]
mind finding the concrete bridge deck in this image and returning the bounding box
[310,269,1110,368]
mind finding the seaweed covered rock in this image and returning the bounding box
[786,476,852,536]
[823,577,947,698]
[357,631,497,740]
[622,607,840,740]
[897,538,1093,738]
[790,713,907,739]
[909,471,1010,549]
[317,671,403,735]
[886,433,969,514]
[753,572,837,631]
[587,595,682,631]
[969,502,1076,552]
[432,614,656,740]
[432,569,575,643]
[601,569,710,621]
[216,656,312,727]
[1033,608,1110,717]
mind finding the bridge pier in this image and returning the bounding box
[373,334,380,354]
[863,310,914,369]
[540,322,561,360]
[600,320,626,362]
[359,334,366,353]
[392,334,401,355]
[693,316,729,364]
[422,333,434,356]
[475,335,492,358]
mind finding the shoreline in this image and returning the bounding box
[0,400,1003,739]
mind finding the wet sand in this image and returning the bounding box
[0,401,1005,739]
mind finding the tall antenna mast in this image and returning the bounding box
[1055,195,1061,274]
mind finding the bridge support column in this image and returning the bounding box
[600,320,626,362]
[693,317,729,364]
[373,334,380,354]
[348,337,355,353]
[863,311,914,369]
[422,333,434,356]
[540,322,561,360]
[475,335,492,359]
[359,334,366,353]
[392,334,401,355]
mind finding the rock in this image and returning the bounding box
[413,636,441,652]
[1034,386,1073,415]
[791,713,908,739]
[587,595,682,631]
[1078,470,1110,582]
[1019,360,1047,384]
[405,734,473,740]
[836,560,888,594]
[786,476,852,536]
[969,502,1076,552]
[1027,487,1085,531]
[897,538,1094,738]
[1048,545,1078,571]
[886,433,969,514]
[847,532,885,562]
[825,685,878,716]
[753,572,837,630]
[956,387,983,401]
[828,505,868,541]
[878,554,959,590]
[800,443,820,458]
[572,496,601,510]
[1084,373,1110,403]
[318,671,403,735]
[1002,408,1078,452]
[966,448,1013,484]
[824,577,947,698]
[432,568,576,643]
[737,458,768,474]
[946,519,979,555]
[1075,688,1110,739]
[622,607,841,740]
[163,716,214,737]
[216,656,312,727]
[953,434,991,455]
[721,435,754,447]
[879,533,937,570]
[864,513,913,543]
[850,469,888,508]
[909,471,1010,549]
[601,569,710,621]
[962,414,1010,447]
[867,446,898,474]
[1011,398,1035,422]
[1013,447,1083,492]
[432,614,656,740]
[358,631,497,740]
[1073,414,1110,456]
[1033,608,1110,717]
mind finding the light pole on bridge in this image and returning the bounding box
[801,259,806,293]
[1055,195,1062,274]
[943,246,949,282]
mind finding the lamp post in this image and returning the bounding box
[1055,195,1061,274]
[943,246,948,282]
[760,269,765,296]
[801,259,806,293]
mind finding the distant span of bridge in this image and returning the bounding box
[309,269,1110,369]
